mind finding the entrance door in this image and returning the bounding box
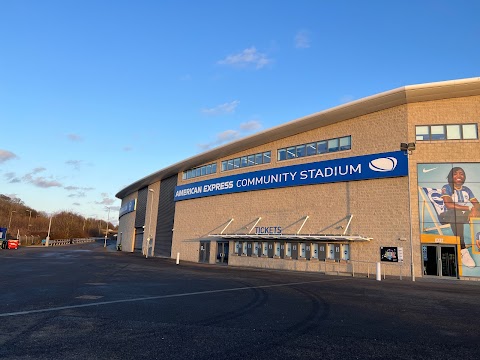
[199,241,210,263]
[216,241,229,264]
[423,245,457,277]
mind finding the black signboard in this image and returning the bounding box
[380,247,398,262]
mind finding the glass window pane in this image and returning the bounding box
[287,146,296,159]
[296,145,306,158]
[328,138,339,152]
[415,126,430,141]
[462,124,478,139]
[205,164,211,175]
[227,160,234,170]
[446,125,461,140]
[339,136,351,150]
[241,156,248,167]
[182,172,187,180]
[317,141,327,154]
[431,125,446,140]
[196,168,201,177]
[255,153,262,165]
[221,161,227,172]
[306,143,316,156]
[278,149,286,161]
[248,155,255,166]
[188,170,193,179]
[201,166,206,176]
[263,151,271,163]
[212,163,217,173]
[233,158,240,169]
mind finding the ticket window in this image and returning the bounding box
[262,242,268,256]
[318,244,326,260]
[299,243,306,258]
[235,241,240,255]
[292,243,299,259]
[327,244,335,260]
[274,242,281,257]
[311,243,319,259]
[305,244,311,260]
[268,243,274,258]
[253,242,259,256]
[247,242,252,256]
[242,242,248,255]
[334,244,341,261]
[341,244,349,260]
[285,242,292,257]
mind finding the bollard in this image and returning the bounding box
[176,252,180,265]
[376,262,381,281]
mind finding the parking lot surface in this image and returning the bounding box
[1,242,479,359]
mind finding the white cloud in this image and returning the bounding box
[239,120,262,132]
[218,47,271,69]
[201,100,240,116]
[340,95,355,104]
[197,119,263,150]
[295,30,311,49]
[67,134,83,142]
[66,160,83,170]
[0,149,18,163]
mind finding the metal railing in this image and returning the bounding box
[43,238,96,246]
[318,259,407,280]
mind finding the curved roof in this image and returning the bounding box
[116,77,480,199]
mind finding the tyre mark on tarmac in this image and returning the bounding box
[192,280,269,327]
[0,278,348,318]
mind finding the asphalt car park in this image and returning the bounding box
[1,241,479,360]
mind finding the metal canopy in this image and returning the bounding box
[208,234,372,242]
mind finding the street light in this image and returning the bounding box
[401,142,416,281]
[26,210,32,232]
[8,210,16,230]
[104,207,110,248]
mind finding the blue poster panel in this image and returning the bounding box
[417,163,480,277]
[175,150,408,201]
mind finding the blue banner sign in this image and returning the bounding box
[174,150,408,201]
[119,199,136,218]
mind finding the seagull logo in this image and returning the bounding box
[422,167,437,173]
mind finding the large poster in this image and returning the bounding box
[418,163,480,277]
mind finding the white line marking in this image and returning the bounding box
[0,278,347,318]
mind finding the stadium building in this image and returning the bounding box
[116,77,480,280]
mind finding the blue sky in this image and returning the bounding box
[0,0,479,224]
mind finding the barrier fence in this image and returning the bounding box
[43,238,96,246]
[319,259,407,280]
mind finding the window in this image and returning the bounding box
[306,143,317,156]
[263,151,271,163]
[278,136,351,161]
[416,124,478,141]
[183,162,217,180]
[328,138,339,152]
[286,147,296,160]
[296,144,306,158]
[221,151,273,172]
[339,136,351,151]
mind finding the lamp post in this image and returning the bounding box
[104,207,110,248]
[26,210,32,234]
[401,142,416,281]
[8,210,16,231]
[147,189,155,258]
